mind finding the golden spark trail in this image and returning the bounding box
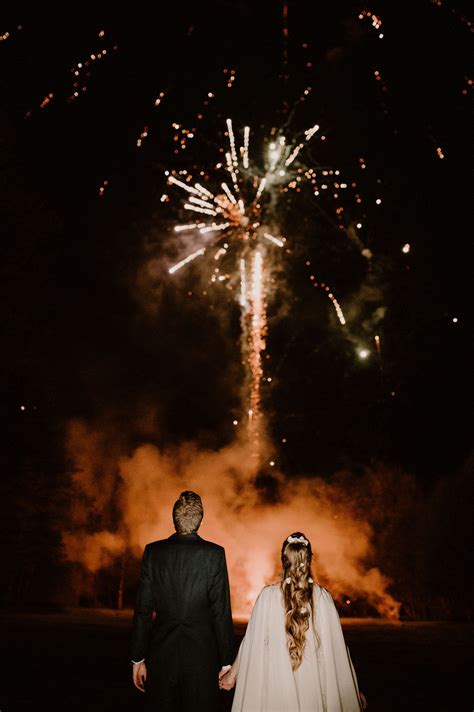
[263,232,285,247]
[242,126,250,168]
[169,247,206,274]
[241,250,267,460]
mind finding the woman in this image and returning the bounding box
[220,532,367,711]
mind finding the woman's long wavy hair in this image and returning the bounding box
[280,531,318,671]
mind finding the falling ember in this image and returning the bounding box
[136,125,149,148]
[326,292,346,325]
[0,25,23,42]
[154,91,165,106]
[358,9,384,37]
[98,179,109,196]
[312,278,347,326]
[39,93,54,109]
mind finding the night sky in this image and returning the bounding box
[1,0,472,488]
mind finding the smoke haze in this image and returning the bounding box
[63,419,400,618]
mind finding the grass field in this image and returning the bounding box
[0,609,472,711]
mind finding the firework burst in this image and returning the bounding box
[166,119,349,461]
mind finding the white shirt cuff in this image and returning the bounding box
[220,664,232,672]
[132,659,145,665]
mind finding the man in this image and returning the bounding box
[131,490,235,711]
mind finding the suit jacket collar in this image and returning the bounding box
[169,532,201,541]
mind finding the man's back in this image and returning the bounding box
[131,529,235,712]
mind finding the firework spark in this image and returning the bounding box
[168,247,206,274]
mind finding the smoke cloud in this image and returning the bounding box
[63,420,400,618]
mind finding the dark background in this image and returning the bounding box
[0,1,472,614]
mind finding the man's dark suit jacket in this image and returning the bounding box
[131,532,235,712]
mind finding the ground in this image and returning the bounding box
[0,610,472,711]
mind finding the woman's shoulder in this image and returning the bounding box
[313,585,338,608]
[314,584,332,597]
[253,583,283,604]
[259,583,281,597]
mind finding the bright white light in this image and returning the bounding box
[263,232,285,247]
[194,183,214,199]
[358,349,369,360]
[233,420,238,425]
[174,222,206,232]
[20,405,26,411]
[168,175,201,196]
[199,222,230,234]
[226,118,238,165]
[285,143,303,166]
[242,126,250,169]
[269,461,275,467]
[356,223,362,229]
[188,196,215,210]
[255,177,267,200]
[269,149,280,167]
[402,243,411,254]
[169,248,205,274]
[184,203,217,216]
[304,124,320,141]
[452,317,458,323]
[221,182,237,204]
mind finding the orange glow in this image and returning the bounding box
[62,421,401,620]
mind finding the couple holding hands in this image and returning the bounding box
[131,491,366,711]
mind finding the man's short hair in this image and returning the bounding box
[173,491,203,534]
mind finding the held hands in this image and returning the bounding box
[219,667,236,691]
[132,661,147,692]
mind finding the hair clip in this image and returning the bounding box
[287,535,309,546]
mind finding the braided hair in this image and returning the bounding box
[280,532,318,670]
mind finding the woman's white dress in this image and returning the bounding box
[231,584,362,712]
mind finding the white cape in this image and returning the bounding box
[232,584,362,712]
